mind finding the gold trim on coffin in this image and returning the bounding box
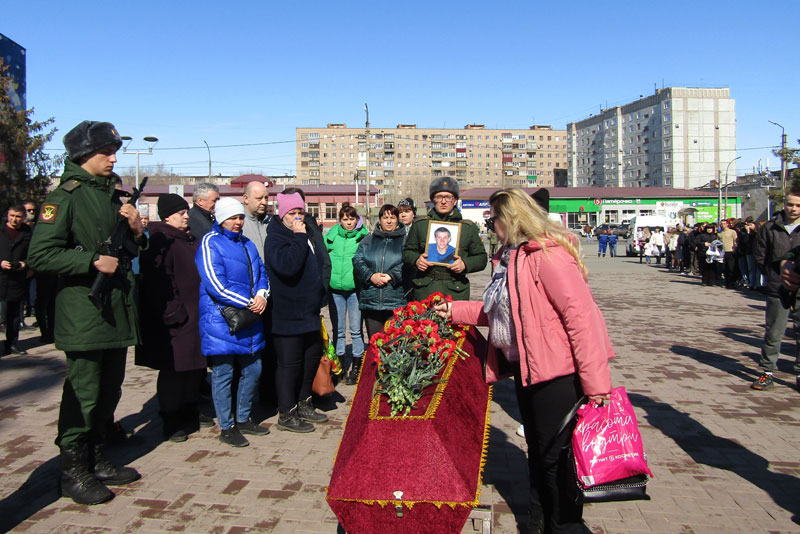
[326,335,494,511]
[368,327,469,421]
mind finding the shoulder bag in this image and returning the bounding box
[219,244,261,335]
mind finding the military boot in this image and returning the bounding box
[297,396,328,423]
[92,443,141,485]
[60,444,114,505]
[276,406,314,433]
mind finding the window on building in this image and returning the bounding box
[325,203,338,219]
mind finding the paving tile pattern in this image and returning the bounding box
[1,249,798,533]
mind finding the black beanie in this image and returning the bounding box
[63,121,123,161]
[158,193,189,220]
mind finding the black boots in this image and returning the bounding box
[276,406,314,433]
[60,444,114,505]
[346,359,361,385]
[298,396,328,423]
[92,442,141,485]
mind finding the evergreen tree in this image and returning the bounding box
[0,59,61,214]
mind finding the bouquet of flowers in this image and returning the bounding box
[369,292,469,416]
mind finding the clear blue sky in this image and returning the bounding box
[4,0,797,179]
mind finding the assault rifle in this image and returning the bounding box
[88,176,148,310]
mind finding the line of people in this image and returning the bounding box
[16,120,493,507]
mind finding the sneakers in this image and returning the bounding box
[219,427,249,447]
[237,418,270,436]
[751,373,774,390]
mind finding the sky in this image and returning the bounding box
[3,0,798,180]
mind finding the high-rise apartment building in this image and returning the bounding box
[568,88,736,189]
[296,124,568,202]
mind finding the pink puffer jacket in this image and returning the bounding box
[450,240,614,396]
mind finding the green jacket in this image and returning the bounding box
[402,207,488,301]
[325,223,368,291]
[27,158,144,351]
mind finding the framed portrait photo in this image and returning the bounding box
[425,221,461,266]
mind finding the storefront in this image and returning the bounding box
[458,187,740,228]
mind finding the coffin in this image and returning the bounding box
[327,328,491,534]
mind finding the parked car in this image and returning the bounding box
[615,223,630,239]
[594,224,620,236]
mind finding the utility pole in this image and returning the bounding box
[724,156,741,219]
[364,103,371,223]
[769,120,787,194]
[717,170,722,224]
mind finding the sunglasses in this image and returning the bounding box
[486,216,497,232]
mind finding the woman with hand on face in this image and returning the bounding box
[434,188,614,534]
[353,204,407,343]
[195,197,270,448]
[264,192,330,433]
[324,204,368,385]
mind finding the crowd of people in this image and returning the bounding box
[631,219,763,289]
[16,119,798,533]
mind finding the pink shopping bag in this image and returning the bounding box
[572,386,653,488]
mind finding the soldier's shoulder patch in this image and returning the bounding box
[60,179,81,192]
[40,204,59,224]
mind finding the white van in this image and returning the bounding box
[625,215,672,256]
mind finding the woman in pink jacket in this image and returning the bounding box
[436,188,614,534]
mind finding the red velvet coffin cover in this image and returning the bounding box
[327,328,491,534]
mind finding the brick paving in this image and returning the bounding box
[1,247,799,533]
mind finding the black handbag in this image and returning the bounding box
[551,396,651,503]
[219,245,260,335]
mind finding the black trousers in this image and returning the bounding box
[363,309,393,343]
[700,258,717,286]
[157,368,206,415]
[35,274,57,342]
[273,332,322,414]
[515,372,585,534]
[722,252,737,288]
[3,300,21,352]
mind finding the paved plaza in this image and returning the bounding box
[0,246,799,533]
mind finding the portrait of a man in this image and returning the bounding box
[425,222,461,265]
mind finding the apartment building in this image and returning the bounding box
[568,87,736,189]
[296,124,568,202]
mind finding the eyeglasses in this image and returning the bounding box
[26,209,35,213]
[486,217,497,232]
[433,195,455,203]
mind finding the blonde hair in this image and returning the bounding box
[489,188,587,279]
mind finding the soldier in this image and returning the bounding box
[27,121,144,505]
[403,177,487,301]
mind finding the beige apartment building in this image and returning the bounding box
[296,124,568,204]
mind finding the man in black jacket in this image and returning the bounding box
[0,205,32,355]
[188,183,219,238]
[751,188,800,391]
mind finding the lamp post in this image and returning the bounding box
[768,120,787,194]
[203,140,211,179]
[724,155,741,219]
[120,135,159,188]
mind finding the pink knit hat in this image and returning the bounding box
[277,192,305,219]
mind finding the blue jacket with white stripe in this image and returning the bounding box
[195,223,270,356]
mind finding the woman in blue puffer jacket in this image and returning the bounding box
[195,197,270,448]
[353,204,407,342]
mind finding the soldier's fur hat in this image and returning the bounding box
[63,121,122,162]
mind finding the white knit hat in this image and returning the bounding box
[214,197,245,223]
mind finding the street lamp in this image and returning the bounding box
[203,140,211,179]
[724,155,741,219]
[364,103,371,222]
[120,135,159,188]
[768,120,787,193]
